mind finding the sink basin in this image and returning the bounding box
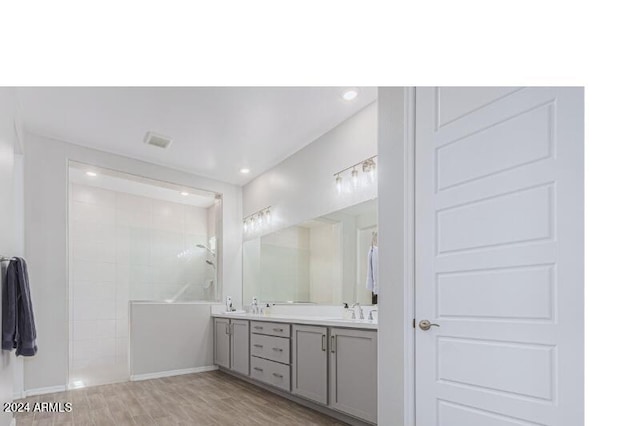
[323,317,377,323]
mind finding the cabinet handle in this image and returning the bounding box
[253,367,263,372]
[272,373,283,378]
[272,347,283,352]
[253,344,264,348]
[321,334,326,352]
[225,324,229,335]
[254,326,264,330]
[273,328,284,332]
[330,335,336,353]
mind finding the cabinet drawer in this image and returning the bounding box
[251,334,290,364]
[251,321,290,338]
[251,356,291,392]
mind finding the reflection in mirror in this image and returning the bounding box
[243,198,377,305]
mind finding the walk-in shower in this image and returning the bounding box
[67,161,223,388]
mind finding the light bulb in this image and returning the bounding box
[265,209,271,224]
[367,159,376,183]
[250,217,255,231]
[243,220,248,232]
[257,212,263,227]
[336,175,343,194]
[351,167,359,188]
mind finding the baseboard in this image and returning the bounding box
[23,385,67,397]
[130,365,217,381]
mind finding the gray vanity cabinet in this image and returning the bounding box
[230,319,250,375]
[214,318,230,368]
[329,328,377,424]
[292,325,328,405]
[214,318,249,375]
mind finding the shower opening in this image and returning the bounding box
[67,161,223,388]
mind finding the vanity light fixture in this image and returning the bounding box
[362,158,377,183]
[333,155,378,194]
[335,175,343,194]
[243,206,272,234]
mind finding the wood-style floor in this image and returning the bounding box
[13,370,347,426]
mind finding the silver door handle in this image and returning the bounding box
[330,335,336,353]
[322,334,326,351]
[418,320,440,331]
[254,326,263,330]
[272,373,283,378]
[272,347,283,352]
[225,324,229,335]
[273,328,284,332]
[253,344,263,348]
[253,367,263,372]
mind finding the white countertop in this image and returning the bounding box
[212,311,378,330]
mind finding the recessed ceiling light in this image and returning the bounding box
[342,89,359,101]
[86,171,97,177]
[240,168,250,174]
[180,191,189,196]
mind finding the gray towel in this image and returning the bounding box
[2,257,37,356]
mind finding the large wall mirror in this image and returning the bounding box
[243,198,378,305]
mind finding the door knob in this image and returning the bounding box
[418,320,440,331]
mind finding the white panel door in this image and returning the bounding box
[415,87,583,425]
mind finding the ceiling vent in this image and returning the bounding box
[143,132,173,149]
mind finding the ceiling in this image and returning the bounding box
[16,87,378,185]
[68,161,219,208]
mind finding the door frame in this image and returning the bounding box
[377,87,417,425]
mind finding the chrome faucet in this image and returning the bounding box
[368,309,378,321]
[352,303,364,320]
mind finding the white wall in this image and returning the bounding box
[242,102,378,235]
[0,88,18,426]
[22,132,243,393]
[377,88,415,425]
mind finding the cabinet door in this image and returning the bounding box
[329,328,377,423]
[214,318,230,368]
[292,325,328,404]
[230,319,249,375]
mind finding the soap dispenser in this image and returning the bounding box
[342,303,350,319]
[251,297,258,314]
[225,296,233,312]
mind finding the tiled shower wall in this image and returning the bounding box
[68,183,216,386]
